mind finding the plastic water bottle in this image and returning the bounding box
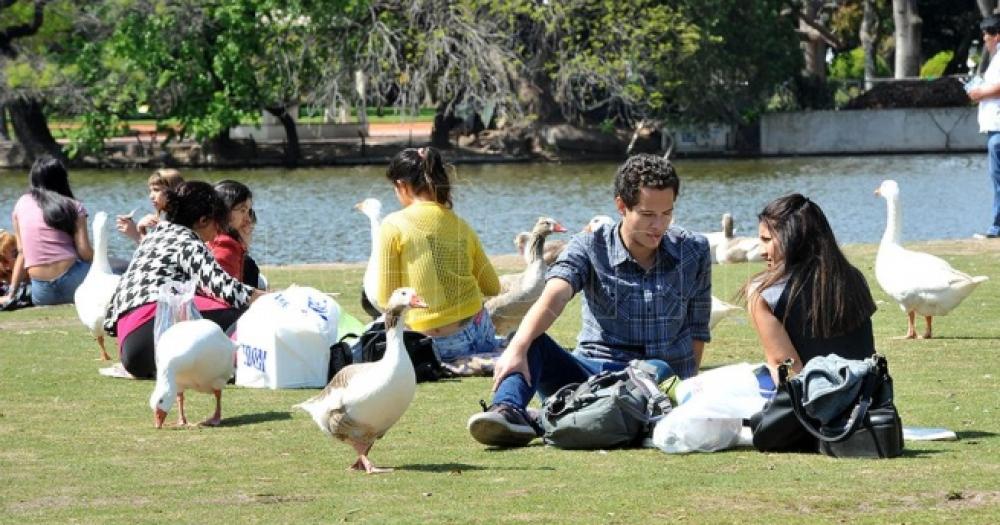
[965,75,984,93]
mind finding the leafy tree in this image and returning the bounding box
[0,0,76,160]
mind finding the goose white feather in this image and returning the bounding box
[296,287,426,474]
[709,296,742,329]
[874,179,988,338]
[150,319,236,428]
[355,198,383,316]
[74,211,119,361]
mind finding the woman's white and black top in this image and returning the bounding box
[103,222,252,336]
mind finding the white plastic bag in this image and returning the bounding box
[153,280,202,348]
[235,285,341,389]
[651,362,769,454]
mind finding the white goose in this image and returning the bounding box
[296,287,426,474]
[513,214,610,265]
[149,318,237,428]
[709,296,742,329]
[487,217,567,335]
[712,213,763,264]
[875,179,988,338]
[355,198,383,319]
[74,211,119,361]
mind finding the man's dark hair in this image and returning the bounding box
[613,154,680,208]
[982,16,1000,33]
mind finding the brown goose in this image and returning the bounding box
[295,287,426,474]
[488,217,566,335]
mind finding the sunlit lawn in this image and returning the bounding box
[1,242,998,523]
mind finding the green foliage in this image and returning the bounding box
[920,50,954,79]
[829,47,891,80]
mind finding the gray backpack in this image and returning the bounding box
[540,361,673,449]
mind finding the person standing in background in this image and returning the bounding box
[968,16,1000,239]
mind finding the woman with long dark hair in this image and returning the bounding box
[1,156,93,307]
[210,180,253,285]
[104,181,264,378]
[376,147,501,363]
[743,194,877,378]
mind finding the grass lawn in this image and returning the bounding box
[1,242,998,523]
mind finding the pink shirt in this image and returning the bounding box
[115,296,234,351]
[12,194,87,268]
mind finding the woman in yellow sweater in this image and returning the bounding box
[376,147,502,363]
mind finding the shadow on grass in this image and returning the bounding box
[900,448,948,458]
[220,411,293,427]
[393,462,555,473]
[956,430,997,440]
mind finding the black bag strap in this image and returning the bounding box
[785,361,880,443]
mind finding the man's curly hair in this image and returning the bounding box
[614,154,680,208]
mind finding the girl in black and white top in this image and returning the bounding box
[743,194,876,381]
[104,181,264,378]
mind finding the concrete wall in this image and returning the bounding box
[229,122,369,141]
[761,107,983,155]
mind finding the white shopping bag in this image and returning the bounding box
[235,285,341,389]
[652,362,769,454]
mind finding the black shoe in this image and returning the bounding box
[973,232,1000,239]
[467,401,541,447]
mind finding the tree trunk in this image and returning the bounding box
[893,0,922,79]
[431,107,458,149]
[0,104,10,141]
[265,107,300,168]
[861,0,879,90]
[800,0,827,83]
[7,98,62,161]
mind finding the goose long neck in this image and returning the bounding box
[93,216,112,273]
[881,195,901,246]
[368,215,381,256]
[526,232,545,264]
[382,309,407,365]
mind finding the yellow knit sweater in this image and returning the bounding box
[377,201,500,331]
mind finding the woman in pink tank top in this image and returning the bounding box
[1,156,93,307]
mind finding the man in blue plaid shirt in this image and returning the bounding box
[468,154,712,447]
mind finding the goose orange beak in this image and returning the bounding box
[553,222,568,233]
[154,408,167,429]
[409,294,428,309]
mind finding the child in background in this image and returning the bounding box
[210,180,253,283]
[0,229,17,293]
[116,168,184,244]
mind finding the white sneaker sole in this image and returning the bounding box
[467,412,537,447]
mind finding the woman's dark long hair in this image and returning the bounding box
[743,194,876,338]
[214,180,252,244]
[28,155,79,236]
[385,147,452,208]
[163,181,228,229]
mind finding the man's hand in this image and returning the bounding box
[491,341,531,392]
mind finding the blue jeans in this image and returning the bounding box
[492,333,674,410]
[988,132,1000,236]
[30,259,90,306]
[430,309,501,362]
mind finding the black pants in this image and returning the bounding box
[120,309,242,379]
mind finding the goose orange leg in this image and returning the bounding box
[96,335,112,361]
[199,389,223,427]
[349,442,391,474]
[903,311,918,339]
[922,316,933,339]
[177,392,189,426]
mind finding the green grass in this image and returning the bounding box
[1,243,998,523]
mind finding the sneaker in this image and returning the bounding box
[973,232,1000,239]
[467,401,541,447]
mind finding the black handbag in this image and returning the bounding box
[787,354,904,458]
[749,362,820,453]
[750,355,904,458]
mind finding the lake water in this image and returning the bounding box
[0,153,991,265]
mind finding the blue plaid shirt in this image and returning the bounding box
[546,222,712,378]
